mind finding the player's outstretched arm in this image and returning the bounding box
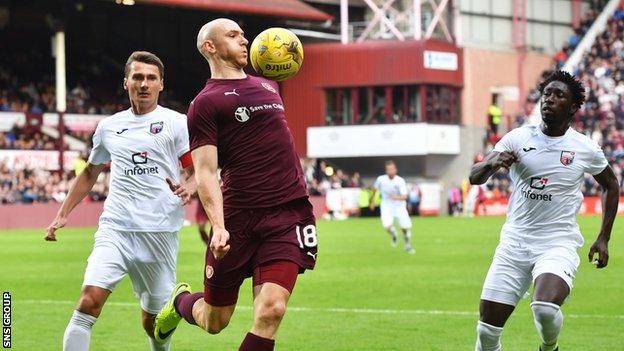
[45,163,105,241]
[588,165,619,268]
[469,151,517,185]
[192,145,230,259]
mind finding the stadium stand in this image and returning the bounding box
[479,1,624,206]
[0,160,109,204]
[1,1,621,211]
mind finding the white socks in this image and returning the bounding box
[403,229,412,247]
[63,310,97,351]
[531,301,563,351]
[475,302,562,351]
[148,337,171,351]
[63,310,171,351]
[475,321,503,351]
[387,226,397,239]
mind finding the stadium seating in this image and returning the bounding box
[482,2,624,202]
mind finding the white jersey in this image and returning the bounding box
[374,174,408,208]
[494,124,608,246]
[89,105,190,232]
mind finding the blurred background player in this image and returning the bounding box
[370,160,415,254]
[469,71,618,351]
[153,18,317,351]
[44,51,195,351]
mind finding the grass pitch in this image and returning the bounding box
[1,216,622,350]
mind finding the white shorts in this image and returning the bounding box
[83,228,179,314]
[380,204,412,229]
[480,241,579,306]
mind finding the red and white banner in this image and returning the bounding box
[43,113,105,132]
[0,112,106,132]
[476,197,624,216]
[0,150,79,171]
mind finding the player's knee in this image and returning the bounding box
[206,319,229,335]
[256,299,287,324]
[531,301,560,324]
[205,311,231,335]
[77,293,105,316]
[207,325,222,335]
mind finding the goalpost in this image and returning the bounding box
[53,30,67,171]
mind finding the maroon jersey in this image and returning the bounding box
[188,75,307,209]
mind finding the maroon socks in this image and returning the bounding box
[174,292,203,325]
[239,332,275,351]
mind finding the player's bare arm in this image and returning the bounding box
[45,163,106,241]
[369,188,377,210]
[588,165,619,268]
[391,194,408,201]
[469,151,517,185]
[166,165,196,205]
[192,145,230,259]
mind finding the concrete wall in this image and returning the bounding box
[462,47,552,129]
[458,0,584,54]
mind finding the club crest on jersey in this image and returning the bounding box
[560,151,575,166]
[150,121,164,134]
[235,106,250,122]
[261,82,277,94]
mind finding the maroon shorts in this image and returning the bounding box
[196,200,209,224]
[204,197,317,306]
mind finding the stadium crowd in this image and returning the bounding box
[0,160,109,205]
[0,50,184,116]
[482,2,624,201]
[0,126,58,150]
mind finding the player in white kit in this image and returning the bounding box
[469,71,619,351]
[44,51,195,351]
[371,160,415,254]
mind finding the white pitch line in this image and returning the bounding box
[19,300,624,319]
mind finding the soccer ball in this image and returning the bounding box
[249,27,304,81]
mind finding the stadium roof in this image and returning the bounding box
[135,0,333,21]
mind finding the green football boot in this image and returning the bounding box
[153,283,191,344]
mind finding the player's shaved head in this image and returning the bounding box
[196,18,241,59]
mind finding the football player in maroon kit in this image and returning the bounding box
[153,18,317,351]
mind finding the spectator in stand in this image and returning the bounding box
[408,182,421,216]
[72,151,89,177]
[553,45,569,69]
[335,169,350,188]
[349,172,364,188]
[487,101,502,134]
[447,185,462,216]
